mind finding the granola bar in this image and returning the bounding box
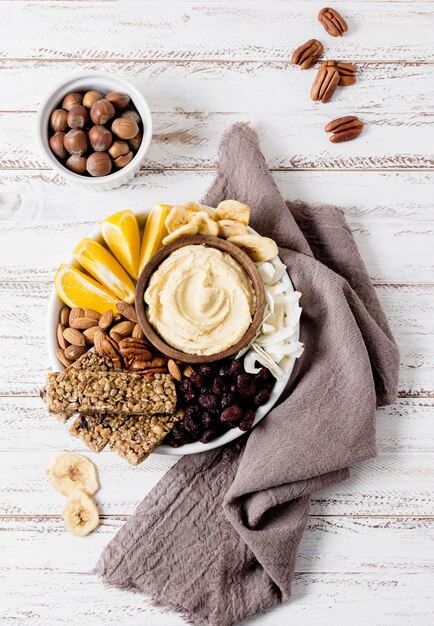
[45,369,177,418]
[69,413,129,453]
[109,410,184,465]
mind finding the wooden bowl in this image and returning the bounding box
[135,235,266,364]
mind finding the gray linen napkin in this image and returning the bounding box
[95,123,399,625]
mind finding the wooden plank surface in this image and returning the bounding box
[0,170,433,284]
[1,0,433,624]
[1,1,433,62]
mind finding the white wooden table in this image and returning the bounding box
[0,2,433,624]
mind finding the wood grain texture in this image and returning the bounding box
[0,170,433,284]
[1,570,433,625]
[1,516,433,573]
[1,1,433,62]
[2,110,433,171]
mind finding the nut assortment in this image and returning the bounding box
[48,89,142,177]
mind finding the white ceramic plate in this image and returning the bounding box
[47,210,299,455]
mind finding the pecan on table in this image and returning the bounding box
[291,39,324,69]
[324,116,364,143]
[310,65,340,103]
[318,7,348,37]
[321,60,357,86]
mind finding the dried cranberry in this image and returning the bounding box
[212,377,225,395]
[239,409,256,431]
[237,374,256,396]
[198,393,218,409]
[254,388,271,406]
[190,372,205,388]
[229,359,242,375]
[198,364,212,378]
[220,405,243,424]
[200,429,218,444]
[220,393,233,410]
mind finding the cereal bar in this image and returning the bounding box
[109,410,184,465]
[45,369,177,417]
[69,413,129,453]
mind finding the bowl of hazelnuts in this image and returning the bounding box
[37,74,152,190]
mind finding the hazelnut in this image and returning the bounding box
[128,129,142,152]
[108,140,129,159]
[86,152,112,177]
[90,99,115,125]
[111,117,139,140]
[88,125,112,152]
[120,108,141,125]
[50,109,68,133]
[67,105,89,129]
[66,155,87,175]
[61,92,83,111]
[83,90,103,109]
[105,92,130,111]
[64,129,88,156]
[49,132,68,159]
[113,151,134,168]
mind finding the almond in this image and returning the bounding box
[110,331,123,344]
[63,327,86,347]
[110,320,134,339]
[167,359,182,381]
[102,338,122,368]
[84,308,101,321]
[116,301,138,323]
[60,306,70,327]
[69,317,98,330]
[99,310,114,330]
[69,307,84,322]
[56,348,73,368]
[183,365,194,378]
[132,323,145,340]
[83,325,100,344]
[57,323,68,350]
[64,344,87,360]
[93,329,107,355]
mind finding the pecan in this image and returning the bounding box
[130,356,166,372]
[318,7,348,37]
[291,39,324,70]
[311,65,340,103]
[321,60,357,86]
[324,116,364,143]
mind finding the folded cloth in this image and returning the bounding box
[95,123,400,625]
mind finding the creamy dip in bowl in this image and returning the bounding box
[144,245,256,356]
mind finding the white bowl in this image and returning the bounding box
[47,210,299,455]
[36,73,152,191]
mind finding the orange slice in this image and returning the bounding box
[100,210,140,280]
[72,238,136,304]
[138,203,172,273]
[54,263,118,314]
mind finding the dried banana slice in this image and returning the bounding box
[217,219,248,239]
[228,234,278,262]
[162,223,198,245]
[62,488,99,537]
[214,200,251,225]
[192,211,219,237]
[46,452,99,496]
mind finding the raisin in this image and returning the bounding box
[219,363,230,377]
[190,372,205,388]
[220,405,243,424]
[229,359,242,375]
[254,388,271,406]
[183,415,203,437]
[221,393,233,410]
[201,411,215,429]
[198,364,212,378]
[212,377,225,395]
[180,378,193,394]
[198,393,218,409]
[239,409,256,431]
[237,374,256,396]
[200,429,218,444]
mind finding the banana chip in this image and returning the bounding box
[227,234,278,262]
[46,452,99,496]
[162,223,198,245]
[62,489,99,537]
[214,200,251,225]
[217,219,248,238]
